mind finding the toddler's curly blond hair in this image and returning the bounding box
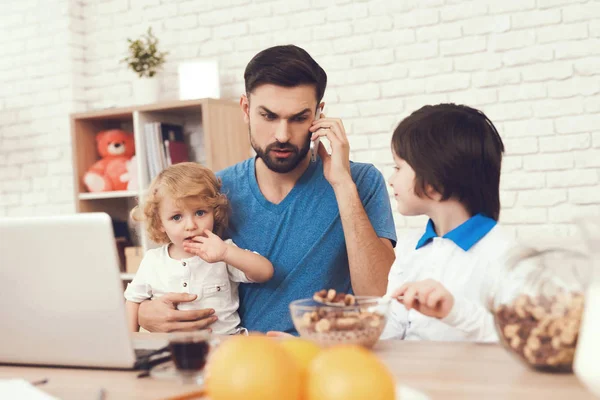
[131,162,230,244]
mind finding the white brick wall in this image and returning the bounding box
[1,0,599,245]
[0,0,85,217]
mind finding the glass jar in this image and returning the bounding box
[488,245,590,373]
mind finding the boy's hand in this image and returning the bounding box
[391,279,454,319]
[183,229,228,263]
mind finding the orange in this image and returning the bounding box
[306,345,396,400]
[280,338,322,399]
[280,338,322,374]
[205,335,302,400]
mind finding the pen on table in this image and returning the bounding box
[31,378,48,386]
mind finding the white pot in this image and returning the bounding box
[132,76,160,105]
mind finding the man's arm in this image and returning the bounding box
[334,183,395,295]
[311,115,395,296]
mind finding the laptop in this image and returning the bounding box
[0,212,165,369]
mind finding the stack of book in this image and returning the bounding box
[144,122,189,180]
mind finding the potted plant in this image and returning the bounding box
[122,27,168,105]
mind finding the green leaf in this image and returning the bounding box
[122,26,167,77]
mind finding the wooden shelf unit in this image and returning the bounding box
[70,98,251,278]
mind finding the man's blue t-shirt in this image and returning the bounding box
[216,157,397,333]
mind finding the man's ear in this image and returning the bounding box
[240,94,250,124]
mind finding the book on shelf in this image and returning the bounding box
[144,122,190,180]
[144,123,158,179]
[164,140,188,165]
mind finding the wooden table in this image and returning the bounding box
[0,334,594,400]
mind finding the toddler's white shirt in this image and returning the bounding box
[124,239,251,335]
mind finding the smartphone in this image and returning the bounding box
[310,108,321,163]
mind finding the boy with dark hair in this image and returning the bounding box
[382,103,514,342]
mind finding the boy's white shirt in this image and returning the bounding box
[382,224,515,342]
[124,239,251,335]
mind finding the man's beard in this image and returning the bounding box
[250,127,311,174]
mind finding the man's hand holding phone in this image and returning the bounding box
[309,110,353,189]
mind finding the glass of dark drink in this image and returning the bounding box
[168,331,212,384]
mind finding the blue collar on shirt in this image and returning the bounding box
[415,213,497,251]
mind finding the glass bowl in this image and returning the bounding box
[289,296,389,348]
